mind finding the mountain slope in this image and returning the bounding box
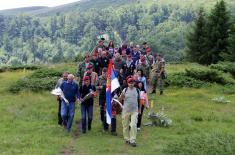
[0,0,235,65]
[0,0,138,16]
[0,6,49,16]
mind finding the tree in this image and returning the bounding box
[223,21,235,62]
[50,17,58,41]
[29,38,38,63]
[52,40,64,63]
[3,35,13,60]
[186,8,208,64]
[0,15,5,47]
[206,0,230,64]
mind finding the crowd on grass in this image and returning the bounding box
[54,38,166,147]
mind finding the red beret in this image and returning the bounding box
[146,47,151,53]
[83,76,90,81]
[86,64,93,70]
[127,78,134,83]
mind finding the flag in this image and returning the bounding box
[106,60,120,124]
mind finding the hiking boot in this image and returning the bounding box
[130,142,137,147]
[111,132,117,136]
[160,91,163,95]
[125,140,130,145]
[88,126,91,131]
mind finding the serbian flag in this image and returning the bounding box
[106,60,120,124]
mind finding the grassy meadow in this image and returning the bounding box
[0,63,235,155]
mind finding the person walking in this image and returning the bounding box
[60,74,80,132]
[119,77,140,147]
[96,68,108,131]
[55,71,69,126]
[79,76,96,133]
[151,54,165,95]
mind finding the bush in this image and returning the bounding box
[210,62,235,78]
[185,68,235,85]
[9,68,63,93]
[9,77,58,93]
[165,73,209,88]
[0,65,41,73]
[221,84,235,94]
[30,68,62,78]
[164,132,235,155]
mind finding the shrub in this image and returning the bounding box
[30,68,62,78]
[0,65,41,73]
[165,73,209,88]
[210,62,235,78]
[9,77,58,93]
[164,132,235,155]
[185,68,235,85]
[221,84,235,94]
[9,68,63,93]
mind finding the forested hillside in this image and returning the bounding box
[0,0,234,65]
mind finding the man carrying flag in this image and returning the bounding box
[106,60,120,135]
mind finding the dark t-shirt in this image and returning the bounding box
[90,59,100,75]
[79,84,96,105]
[99,57,109,68]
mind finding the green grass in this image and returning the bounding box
[0,64,235,154]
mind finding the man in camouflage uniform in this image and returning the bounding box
[151,54,165,95]
[94,38,106,55]
[96,68,118,135]
[77,54,91,85]
[145,48,155,68]
[136,56,150,79]
[96,68,108,131]
[83,64,98,86]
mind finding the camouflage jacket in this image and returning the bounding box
[136,63,150,78]
[77,62,89,78]
[152,60,165,73]
[96,75,107,100]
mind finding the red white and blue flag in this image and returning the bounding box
[106,60,120,124]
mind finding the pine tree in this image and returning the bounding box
[186,8,208,64]
[206,0,230,64]
[222,20,235,62]
[3,35,13,61]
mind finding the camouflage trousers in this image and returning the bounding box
[151,73,164,92]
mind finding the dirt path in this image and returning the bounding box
[60,119,82,155]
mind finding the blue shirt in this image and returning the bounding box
[131,51,140,64]
[60,81,80,103]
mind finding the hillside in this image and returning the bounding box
[0,63,235,154]
[0,0,138,16]
[0,6,49,16]
[0,0,235,65]
[1,0,234,16]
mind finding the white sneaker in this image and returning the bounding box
[137,128,141,131]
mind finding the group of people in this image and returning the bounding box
[55,38,166,147]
